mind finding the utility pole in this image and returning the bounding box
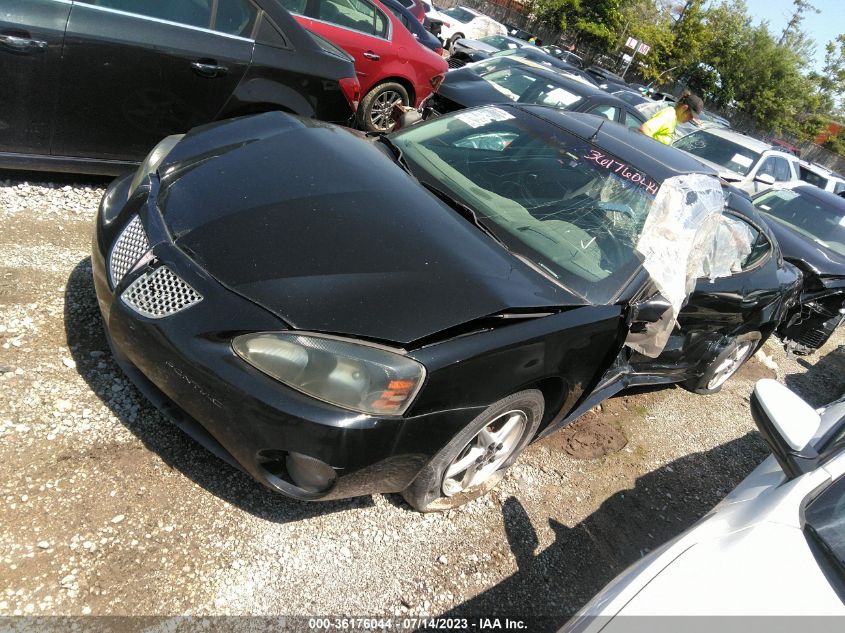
[778,0,820,46]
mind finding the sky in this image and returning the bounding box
[739,0,842,73]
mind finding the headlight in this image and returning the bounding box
[128,134,184,196]
[232,333,426,416]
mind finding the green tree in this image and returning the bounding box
[574,0,624,50]
[527,0,582,32]
[670,0,710,73]
[617,0,676,82]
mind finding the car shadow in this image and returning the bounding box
[439,432,771,631]
[64,258,371,523]
[784,344,845,408]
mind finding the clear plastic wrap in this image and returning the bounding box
[628,173,726,357]
[694,214,755,279]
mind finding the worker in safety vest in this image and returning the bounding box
[639,93,703,145]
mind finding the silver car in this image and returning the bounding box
[564,379,845,628]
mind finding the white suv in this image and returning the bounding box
[673,127,800,195]
[437,5,506,49]
[798,160,845,194]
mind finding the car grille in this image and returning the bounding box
[447,57,467,69]
[121,266,202,319]
[793,328,830,350]
[109,215,150,287]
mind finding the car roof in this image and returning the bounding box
[513,104,718,181]
[509,62,603,91]
[789,184,845,210]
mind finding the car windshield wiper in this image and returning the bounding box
[418,181,505,246]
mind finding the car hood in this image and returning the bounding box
[610,523,843,617]
[762,216,845,279]
[156,112,580,345]
[437,68,509,108]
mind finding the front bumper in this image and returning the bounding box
[92,174,477,501]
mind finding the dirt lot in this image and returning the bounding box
[2,174,844,627]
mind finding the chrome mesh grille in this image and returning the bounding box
[447,57,467,69]
[109,215,150,287]
[121,266,202,319]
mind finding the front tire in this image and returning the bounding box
[684,332,761,394]
[402,390,544,512]
[358,82,409,133]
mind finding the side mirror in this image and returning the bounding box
[750,379,821,479]
[628,294,673,327]
[754,173,776,186]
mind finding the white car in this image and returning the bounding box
[672,127,801,195]
[798,160,845,195]
[436,5,506,49]
[563,380,845,630]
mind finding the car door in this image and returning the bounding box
[750,156,792,193]
[0,0,70,155]
[629,212,780,372]
[297,0,392,91]
[52,0,256,161]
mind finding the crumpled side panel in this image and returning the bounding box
[629,173,725,357]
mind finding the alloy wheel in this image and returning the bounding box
[369,90,403,131]
[706,341,755,390]
[441,409,527,496]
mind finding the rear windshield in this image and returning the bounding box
[674,131,761,177]
[444,7,474,22]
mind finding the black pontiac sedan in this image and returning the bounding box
[93,105,801,511]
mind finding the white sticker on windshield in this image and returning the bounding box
[840,215,845,227]
[454,107,516,128]
[542,87,581,107]
[731,153,753,168]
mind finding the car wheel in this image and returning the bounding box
[684,332,761,395]
[358,82,409,133]
[402,390,544,512]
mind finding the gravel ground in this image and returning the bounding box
[1,174,844,628]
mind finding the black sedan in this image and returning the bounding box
[752,185,845,353]
[425,57,646,130]
[1,0,359,175]
[93,105,800,511]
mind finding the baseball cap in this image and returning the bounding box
[682,94,704,122]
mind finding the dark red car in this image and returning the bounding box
[280,0,447,131]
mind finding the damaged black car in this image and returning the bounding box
[752,185,845,353]
[92,105,801,511]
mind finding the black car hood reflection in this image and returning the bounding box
[763,216,845,279]
[436,67,516,109]
[157,113,580,345]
